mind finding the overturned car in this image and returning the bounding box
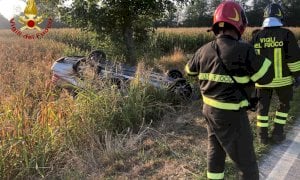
[51,50,193,100]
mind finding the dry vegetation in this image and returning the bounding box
[0,29,209,179]
[0,27,299,179]
[0,29,75,179]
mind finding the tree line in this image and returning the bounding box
[159,0,300,27]
[42,0,300,63]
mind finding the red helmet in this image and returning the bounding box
[212,1,248,36]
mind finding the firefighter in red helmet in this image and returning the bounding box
[251,3,300,144]
[185,1,273,179]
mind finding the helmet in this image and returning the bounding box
[212,1,248,36]
[263,3,284,21]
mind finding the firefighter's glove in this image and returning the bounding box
[247,97,258,112]
[294,76,300,88]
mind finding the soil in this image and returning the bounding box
[90,99,261,179]
[94,100,209,179]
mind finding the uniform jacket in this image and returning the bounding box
[185,34,273,110]
[251,27,300,88]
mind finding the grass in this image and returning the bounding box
[0,30,75,178]
[0,30,183,178]
[0,27,299,179]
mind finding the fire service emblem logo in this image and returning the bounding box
[10,0,53,39]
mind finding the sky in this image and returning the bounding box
[0,0,73,20]
[0,0,26,20]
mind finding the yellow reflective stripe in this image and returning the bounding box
[233,76,250,83]
[257,115,269,127]
[274,118,286,125]
[274,48,282,78]
[255,49,261,55]
[207,171,224,179]
[276,111,288,118]
[251,58,272,82]
[203,95,249,110]
[257,115,269,121]
[256,76,293,87]
[287,61,300,72]
[199,73,233,83]
[199,73,250,84]
[257,122,269,127]
[185,64,198,75]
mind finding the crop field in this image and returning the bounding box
[1,27,300,179]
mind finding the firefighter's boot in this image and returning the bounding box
[271,123,286,144]
[258,127,269,145]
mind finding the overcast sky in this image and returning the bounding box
[0,0,26,20]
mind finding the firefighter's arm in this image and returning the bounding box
[185,50,201,76]
[247,47,273,84]
[286,31,300,77]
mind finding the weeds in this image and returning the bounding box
[1,27,299,179]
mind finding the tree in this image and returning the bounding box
[235,0,250,11]
[35,0,61,18]
[246,0,300,26]
[281,0,300,26]
[56,0,178,64]
[183,0,211,27]
[155,2,178,27]
[246,0,272,26]
[209,0,222,14]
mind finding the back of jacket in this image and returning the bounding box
[185,35,272,110]
[251,27,300,88]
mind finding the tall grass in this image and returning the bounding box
[45,29,126,61]
[0,30,74,178]
[156,27,300,54]
[1,26,300,178]
[43,27,300,61]
[0,29,176,178]
[153,28,214,54]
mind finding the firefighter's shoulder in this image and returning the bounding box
[195,41,214,54]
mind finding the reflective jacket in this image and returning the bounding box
[251,27,300,88]
[185,34,272,110]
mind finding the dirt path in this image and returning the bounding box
[92,100,209,179]
[89,100,262,179]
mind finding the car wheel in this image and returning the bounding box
[168,78,193,100]
[166,69,183,79]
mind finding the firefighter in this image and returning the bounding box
[251,3,300,144]
[185,1,273,179]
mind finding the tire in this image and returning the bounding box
[88,50,107,65]
[167,78,193,100]
[110,77,122,89]
[166,69,183,79]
